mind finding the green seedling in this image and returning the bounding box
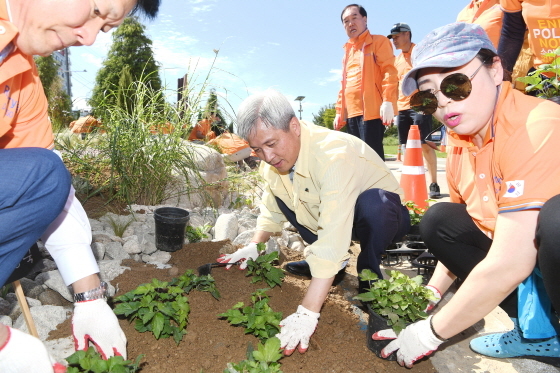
[224,337,284,373]
[66,346,143,373]
[245,243,284,288]
[219,288,282,341]
[353,269,437,333]
[170,269,220,300]
[114,278,190,345]
[186,224,211,243]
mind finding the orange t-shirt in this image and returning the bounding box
[395,43,416,111]
[207,132,253,155]
[0,4,53,149]
[446,83,560,236]
[457,0,503,48]
[344,31,367,117]
[188,118,215,141]
[501,0,560,65]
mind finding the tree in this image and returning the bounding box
[201,89,232,135]
[35,55,73,132]
[89,16,161,116]
[312,104,336,130]
[35,55,59,100]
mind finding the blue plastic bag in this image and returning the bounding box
[518,268,557,339]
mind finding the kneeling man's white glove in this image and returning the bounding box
[217,242,259,269]
[276,305,320,356]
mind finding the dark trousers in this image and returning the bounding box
[421,201,560,318]
[275,188,410,279]
[347,116,386,161]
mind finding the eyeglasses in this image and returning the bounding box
[410,60,488,115]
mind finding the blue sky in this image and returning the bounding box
[69,0,468,124]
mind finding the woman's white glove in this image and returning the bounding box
[0,326,66,373]
[217,242,259,269]
[72,299,127,359]
[380,101,394,125]
[276,305,320,356]
[424,285,442,312]
[372,315,445,368]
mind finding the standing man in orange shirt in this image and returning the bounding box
[389,23,441,199]
[457,0,503,48]
[188,111,218,142]
[334,4,398,161]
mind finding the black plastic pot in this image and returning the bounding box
[366,305,405,361]
[154,207,190,252]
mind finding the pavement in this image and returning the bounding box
[380,155,560,373]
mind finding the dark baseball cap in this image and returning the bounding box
[387,23,411,39]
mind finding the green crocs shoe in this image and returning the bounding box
[470,319,560,367]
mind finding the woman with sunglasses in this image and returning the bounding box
[372,22,560,368]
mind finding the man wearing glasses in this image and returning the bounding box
[333,4,398,161]
[388,23,441,199]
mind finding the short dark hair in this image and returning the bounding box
[340,4,367,22]
[131,0,161,19]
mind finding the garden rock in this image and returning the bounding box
[0,315,12,327]
[0,298,11,316]
[98,260,130,282]
[123,235,142,254]
[92,233,112,244]
[91,242,106,260]
[163,143,228,209]
[45,337,75,366]
[142,251,172,267]
[37,270,72,302]
[213,213,238,241]
[104,241,129,261]
[14,305,70,340]
[89,219,104,232]
[38,289,70,307]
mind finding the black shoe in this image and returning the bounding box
[285,260,312,278]
[429,182,442,199]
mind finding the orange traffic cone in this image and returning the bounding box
[396,144,403,161]
[400,125,429,210]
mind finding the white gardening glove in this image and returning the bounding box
[333,114,343,130]
[372,315,445,368]
[424,285,442,312]
[276,305,320,356]
[0,325,66,373]
[72,299,127,359]
[380,101,394,126]
[217,242,259,270]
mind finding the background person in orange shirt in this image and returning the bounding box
[0,0,162,371]
[499,0,559,83]
[388,23,441,199]
[334,4,398,161]
[188,111,218,142]
[372,22,560,368]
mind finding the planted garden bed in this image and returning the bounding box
[50,241,435,372]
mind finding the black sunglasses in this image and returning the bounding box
[410,60,488,115]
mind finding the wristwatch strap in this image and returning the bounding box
[73,281,108,303]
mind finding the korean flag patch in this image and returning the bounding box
[503,180,524,198]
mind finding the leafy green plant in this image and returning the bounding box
[245,243,284,288]
[185,224,211,243]
[219,288,282,341]
[170,269,220,300]
[517,47,560,99]
[224,338,284,373]
[66,346,143,373]
[113,278,190,345]
[353,269,436,333]
[404,200,432,226]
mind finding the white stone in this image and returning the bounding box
[122,236,142,254]
[213,213,239,241]
[14,305,70,341]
